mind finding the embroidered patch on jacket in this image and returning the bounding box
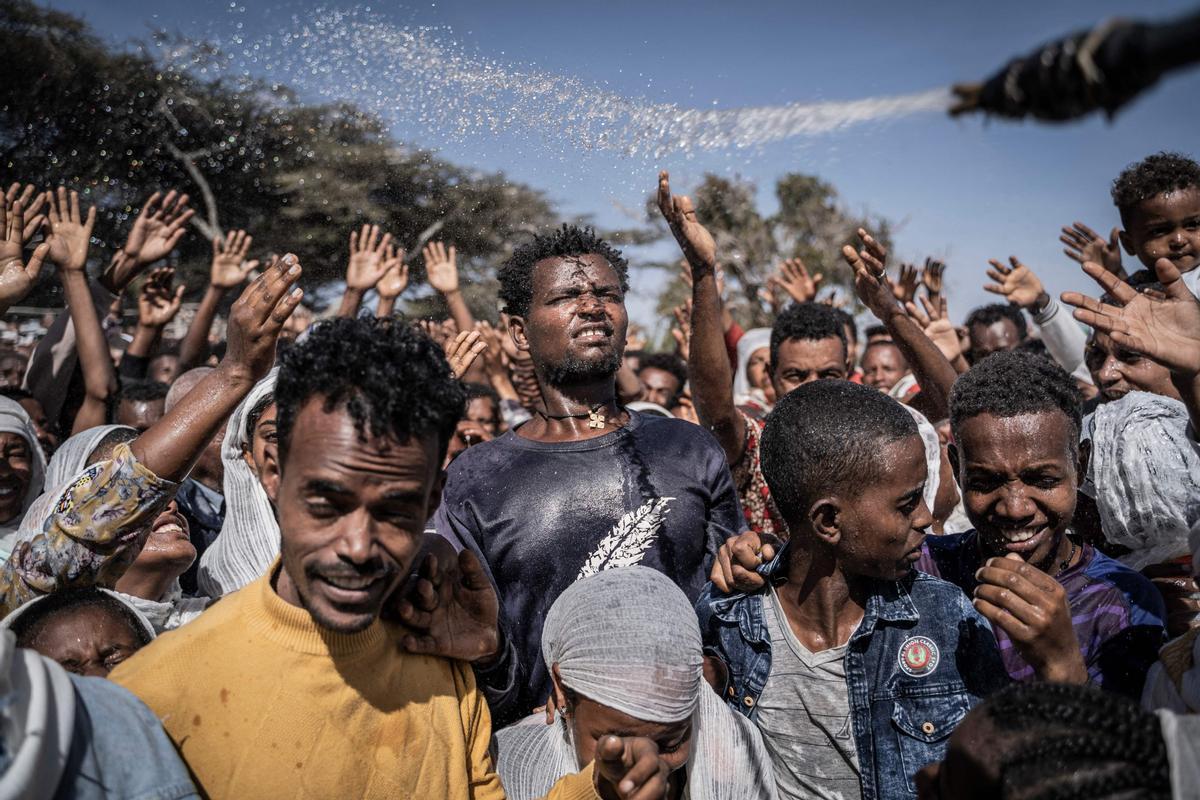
[898,635,940,677]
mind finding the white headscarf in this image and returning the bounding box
[198,369,279,598]
[1083,392,1200,571]
[0,397,47,552]
[902,405,941,517]
[0,586,157,643]
[732,328,772,409]
[495,566,777,800]
[0,629,75,800]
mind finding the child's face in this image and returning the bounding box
[1120,187,1200,273]
[954,411,1079,574]
[834,435,932,581]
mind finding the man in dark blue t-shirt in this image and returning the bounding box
[434,225,742,724]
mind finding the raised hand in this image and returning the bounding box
[223,254,304,383]
[771,257,823,304]
[842,228,898,322]
[670,300,692,361]
[122,190,193,267]
[376,244,409,300]
[444,329,487,379]
[818,288,847,310]
[137,267,185,329]
[593,735,669,800]
[4,183,47,243]
[890,262,920,305]
[1061,258,1200,376]
[44,187,97,272]
[983,256,1046,310]
[0,200,50,313]
[347,224,393,291]
[1061,221,1123,277]
[657,171,717,275]
[973,554,1088,685]
[211,229,259,290]
[393,542,500,664]
[920,257,946,303]
[422,240,460,295]
[905,295,965,367]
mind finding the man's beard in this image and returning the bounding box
[543,350,622,386]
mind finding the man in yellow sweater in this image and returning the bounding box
[112,316,669,800]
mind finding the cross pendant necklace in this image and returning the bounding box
[536,403,613,429]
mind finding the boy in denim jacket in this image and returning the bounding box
[698,380,1009,800]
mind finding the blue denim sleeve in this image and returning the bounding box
[956,593,1011,699]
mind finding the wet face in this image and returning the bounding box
[968,320,1022,364]
[243,402,278,479]
[1121,187,1200,273]
[637,367,681,409]
[954,412,1079,573]
[1085,331,1180,403]
[29,605,145,678]
[17,397,57,457]
[129,498,196,579]
[831,435,931,581]
[770,337,847,398]
[861,343,909,392]
[266,399,441,634]
[116,398,165,433]
[512,254,628,387]
[465,397,501,437]
[0,431,32,523]
[916,706,1005,800]
[147,354,180,386]
[0,353,26,389]
[564,687,693,778]
[746,347,771,392]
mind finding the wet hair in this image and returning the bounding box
[964,303,1028,341]
[1111,151,1200,227]
[244,392,276,443]
[831,308,858,344]
[497,224,630,318]
[636,352,688,390]
[950,350,1082,452]
[769,303,848,367]
[117,381,170,404]
[274,316,465,464]
[982,682,1170,799]
[11,587,153,650]
[86,426,138,466]
[761,380,917,519]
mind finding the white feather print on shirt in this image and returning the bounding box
[576,497,674,580]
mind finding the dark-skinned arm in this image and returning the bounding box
[656,171,746,465]
[843,228,958,422]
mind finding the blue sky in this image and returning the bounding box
[57,0,1200,334]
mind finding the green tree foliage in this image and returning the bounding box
[0,0,556,316]
[646,172,893,328]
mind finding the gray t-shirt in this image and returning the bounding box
[757,585,861,800]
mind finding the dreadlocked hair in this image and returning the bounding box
[984,682,1170,800]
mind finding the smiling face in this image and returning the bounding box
[0,431,32,524]
[265,398,441,634]
[1085,330,1180,403]
[861,342,909,392]
[830,435,932,581]
[134,498,196,576]
[512,253,628,387]
[1121,187,1200,273]
[770,337,847,399]
[954,411,1079,572]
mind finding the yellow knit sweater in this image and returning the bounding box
[111,564,597,800]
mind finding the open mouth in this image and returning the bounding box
[573,325,612,344]
[317,573,387,605]
[0,481,20,501]
[994,525,1049,555]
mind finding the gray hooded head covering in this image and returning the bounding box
[1083,392,1200,571]
[494,566,777,800]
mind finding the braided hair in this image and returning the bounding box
[984,682,1170,800]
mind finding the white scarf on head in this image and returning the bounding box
[0,398,47,557]
[732,328,772,410]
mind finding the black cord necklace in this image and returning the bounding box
[1055,538,1078,576]
[535,403,616,430]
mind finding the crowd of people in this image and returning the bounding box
[0,148,1197,800]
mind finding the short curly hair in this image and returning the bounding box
[769,303,848,367]
[497,224,630,318]
[636,352,688,390]
[117,381,170,404]
[1111,151,1200,225]
[275,316,465,465]
[964,303,1028,341]
[950,350,1082,452]
[762,380,917,518]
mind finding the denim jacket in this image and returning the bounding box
[697,543,1010,800]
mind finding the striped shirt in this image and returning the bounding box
[917,531,1167,699]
